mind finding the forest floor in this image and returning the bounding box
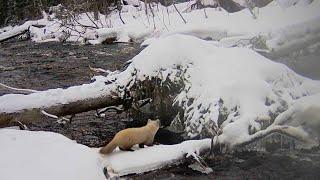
[1,40,319,179]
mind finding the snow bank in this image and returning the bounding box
[2,0,318,56]
[0,129,105,180]
[105,34,320,147]
[82,0,320,57]
[103,139,211,176]
[0,129,212,178]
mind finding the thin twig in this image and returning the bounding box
[0,82,39,94]
[172,2,187,24]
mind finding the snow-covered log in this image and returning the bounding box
[102,138,211,176]
[0,19,48,43]
[0,80,122,127]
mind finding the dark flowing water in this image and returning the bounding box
[0,41,319,179]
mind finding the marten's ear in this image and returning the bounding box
[147,119,151,123]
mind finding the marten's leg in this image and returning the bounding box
[139,144,145,148]
[145,139,154,146]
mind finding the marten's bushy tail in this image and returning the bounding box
[99,140,117,154]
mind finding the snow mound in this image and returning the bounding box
[107,34,320,147]
[0,129,105,180]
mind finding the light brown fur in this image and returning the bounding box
[99,119,160,154]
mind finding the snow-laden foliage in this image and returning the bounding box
[104,34,320,147]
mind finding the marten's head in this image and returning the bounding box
[147,119,160,130]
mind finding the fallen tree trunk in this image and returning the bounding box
[103,139,212,177]
[0,81,123,127]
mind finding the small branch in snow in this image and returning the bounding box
[203,8,208,18]
[95,105,124,117]
[172,2,187,24]
[84,12,100,28]
[149,3,156,29]
[40,110,73,124]
[89,65,111,74]
[166,7,171,25]
[15,120,29,130]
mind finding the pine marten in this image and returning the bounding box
[99,119,160,154]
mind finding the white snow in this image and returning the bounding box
[0,129,212,178]
[0,129,105,180]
